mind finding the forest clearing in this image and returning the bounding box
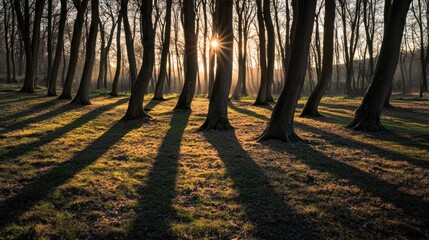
[1,88,428,239]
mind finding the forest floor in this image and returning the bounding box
[0,87,428,239]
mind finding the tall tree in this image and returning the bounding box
[120,0,137,89]
[348,0,412,131]
[2,0,11,84]
[47,0,67,96]
[264,0,276,102]
[258,0,317,142]
[175,0,198,110]
[46,0,53,88]
[13,0,46,93]
[300,0,336,117]
[121,0,154,120]
[58,0,90,99]
[71,0,100,105]
[153,0,172,100]
[254,0,268,105]
[200,0,233,130]
[110,12,122,97]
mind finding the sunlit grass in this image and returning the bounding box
[0,89,428,239]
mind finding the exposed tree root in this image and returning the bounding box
[199,117,233,131]
[258,127,302,143]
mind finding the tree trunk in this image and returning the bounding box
[13,0,45,93]
[348,0,412,131]
[254,0,268,105]
[71,0,99,105]
[121,0,137,89]
[121,0,154,121]
[258,0,317,142]
[200,0,234,130]
[264,0,275,102]
[175,0,198,110]
[48,0,67,96]
[208,0,218,98]
[300,0,335,117]
[153,0,172,100]
[46,0,53,88]
[58,0,90,99]
[3,0,11,84]
[110,15,122,97]
[383,0,394,107]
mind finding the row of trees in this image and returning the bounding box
[0,0,420,141]
[1,0,428,98]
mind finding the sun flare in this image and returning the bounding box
[211,39,218,49]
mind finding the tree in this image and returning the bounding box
[13,0,46,93]
[263,0,276,102]
[253,0,268,105]
[121,0,154,121]
[300,0,336,117]
[175,0,198,110]
[258,0,317,142]
[120,0,137,89]
[347,0,412,131]
[153,0,172,100]
[71,0,100,105]
[58,0,90,99]
[47,0,67,96]
[110,12,122,97]
[2,0,11,84]
[200,0,233,130]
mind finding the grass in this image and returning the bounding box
[0,88,428,239]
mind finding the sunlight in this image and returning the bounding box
[211,39,218,49]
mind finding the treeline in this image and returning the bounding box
[0,0,429,98]
[0,0,426,141]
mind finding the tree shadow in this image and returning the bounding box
[127,111,190,239]
[1,98,129,163]
[0,120,138,229]
[0,98,64,124]
[263,140,429,234]
[0,94,46,105]
[228,101,269,121]
[203,131,318,239]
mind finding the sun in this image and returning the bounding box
[211,39,218,49]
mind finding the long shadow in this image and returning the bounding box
[0,98,64,124]
[127,111,190,239]
[144,98,170,113]
[0,94,46,105]
[204,131,318,239]
[1,98,129,162]
[228,101,269,121]
[0,121,138,229]
[298,122,429,170]
[264,141,429,232]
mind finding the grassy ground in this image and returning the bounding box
[0,88,428,239]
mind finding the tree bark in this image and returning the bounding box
[110,14,122,97]
[121,0,154,121]
[48,0,67,96]
[175,0,198,110]
[200,0,234,131]
[13,0,45,93]
[58,0,90,99]
[254,0,268,105]
[71,0,99,105]
[300,0,335,117]
[153,0,172,100]
[264,0,275,102]
[348,0,412,131]
[258,0,317,142]
[121,0,137,89]
[3,0,11,84]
